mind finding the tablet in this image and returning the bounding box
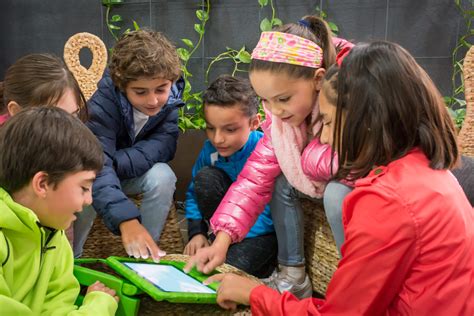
[105,256,218,304]
[123,262,215,294]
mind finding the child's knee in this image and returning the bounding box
[142,163,176,193]
[273,174,296,198]
[323,181,351,220]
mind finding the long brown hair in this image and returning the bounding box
[0,53,87,122]
[249,15,336,79]
[328,41,459,180]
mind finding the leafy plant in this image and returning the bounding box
[445,0,473,130]
[205,46,251,82]
[176,0,210,131]
[258,0,282,32]
[102,0,140,42]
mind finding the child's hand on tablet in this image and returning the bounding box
[86,281,120,302]
[119,219,166,261]
[184,234,210,256]
[184,232,231,274]
[204,273,260,310]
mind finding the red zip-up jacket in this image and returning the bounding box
[250,149,474,315]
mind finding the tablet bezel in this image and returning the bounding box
[106,256,218,304]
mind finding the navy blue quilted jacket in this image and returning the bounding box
[87,71,184,234]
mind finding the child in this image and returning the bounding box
[0,107,118,315]
[73,29,184,261]
[204,41,474,315]
[183,75,277,278]
[186,16,353,298]
[0,53,87,123]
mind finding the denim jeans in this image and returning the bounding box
[270,175,353,265]
[192,166,278,278]
[323,181,353,254]
[73,163,176,258]
[270,174,306,266]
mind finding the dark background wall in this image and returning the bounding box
[0,0,469,200]
[0,0,469,97]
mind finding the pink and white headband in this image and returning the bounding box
[251,31,323,68]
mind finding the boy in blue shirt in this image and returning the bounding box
[184,75,277,277]
[74,30,184,261]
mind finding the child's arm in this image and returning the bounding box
[87,87,141,235]
[41,236,118,316]
[0,231,37,315]
[247,190,417,315]
[185,132,281,274]
[113,104,181,179]
[45,239,118,315]
[210,132,281,243]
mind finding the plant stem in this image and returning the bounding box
[184,0,210,71]
[105,5,119,41]
[270,0,276,22]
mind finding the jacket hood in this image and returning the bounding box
[0,188,39,234]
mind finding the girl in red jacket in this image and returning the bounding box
[185,15,353,299]
[205,41,474,315]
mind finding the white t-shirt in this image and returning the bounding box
[133,108,149,137]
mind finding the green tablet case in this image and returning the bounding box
[74,256,218,316]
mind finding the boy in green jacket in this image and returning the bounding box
[0,107,118,315]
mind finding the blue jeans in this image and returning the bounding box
[270,174,306,266]
[323,181,353,254]
[73,163,176,258]
[270,175,352,265]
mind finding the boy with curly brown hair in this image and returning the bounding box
[73,29,185,262]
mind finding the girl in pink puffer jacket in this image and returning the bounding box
[185,15,353,298]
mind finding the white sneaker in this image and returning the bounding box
[261,265,313,299]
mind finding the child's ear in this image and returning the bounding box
[250,113,261,131]
[7,101,22,116]
[313,68,326,92]
[31,171,51,199]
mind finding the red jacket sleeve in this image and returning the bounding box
[250,188,418,315]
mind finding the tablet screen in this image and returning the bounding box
[123,262,216,294]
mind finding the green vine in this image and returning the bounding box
[177,0,210,131]
[258,0,282,31]
[205,46,251,83]
[445,0,473,130]
[102,0,139,42]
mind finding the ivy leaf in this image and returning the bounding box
[102,0,123,6]
[237,50,251,63]
[109,24,121,30]
[184,80,192,94]
[192,92,203,103]
[133,20,140,30]
[182,38,194,49]
[260,18,272,32]
[328,21,339,34]
[177,48,190,61]
[194,23,204,35]
[111,14,122,22]
[272,18,283,27]
[258,0,268,8]
[196,9,209,21]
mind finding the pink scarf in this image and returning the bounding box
[270,100,326,198]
